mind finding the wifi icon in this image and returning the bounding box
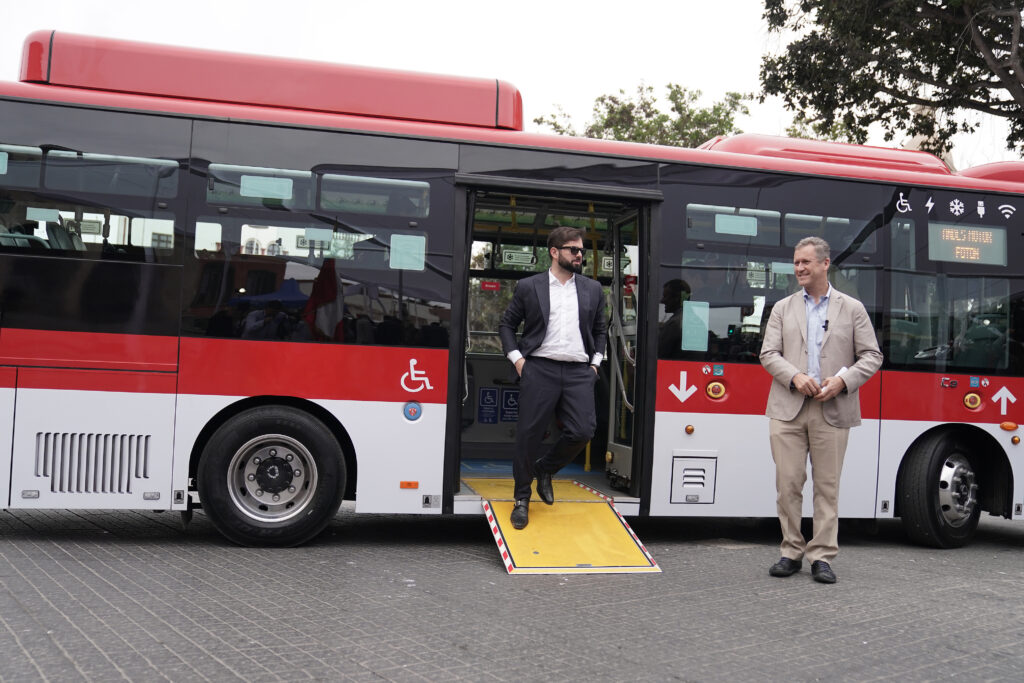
[999,204,1016,218]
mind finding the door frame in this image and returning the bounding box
[442,175,662,513]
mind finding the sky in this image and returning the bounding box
[1,0,1017,169]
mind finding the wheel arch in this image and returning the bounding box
[894,423,1013,519]
[188,395,358,502]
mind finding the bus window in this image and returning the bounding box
[0,144,43,188]
[685,204,781,246]
[784,212,878,254]
[320,174,430,218]
[45,151,179,198]
[207,164,314,211]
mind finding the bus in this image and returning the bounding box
[1,30,1022,548]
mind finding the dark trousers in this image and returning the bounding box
[513,356,598,502]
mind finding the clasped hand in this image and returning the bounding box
[793,373,845,401]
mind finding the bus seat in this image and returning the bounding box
[68,231,86,250]
[45,222,74,250]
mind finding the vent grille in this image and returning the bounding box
[35,433,151,494]
[680,468,707,488]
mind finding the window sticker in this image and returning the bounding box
[715,213,758,236]
[241,174,293,200]
[26,207,60,222]
[389,233,426,271]
[681,300,710,352]
[772,261,795,274]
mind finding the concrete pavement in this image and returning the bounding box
[1,506,1022,681]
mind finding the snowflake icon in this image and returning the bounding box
[949,198,965,216]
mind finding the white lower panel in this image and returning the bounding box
[648,412,881,518]
[323,399,446,514]
[11,388,176,509]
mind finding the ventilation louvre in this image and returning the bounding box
[35,432,151,494]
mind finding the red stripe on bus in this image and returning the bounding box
[178,338,448,402]
[655,360,1024,424]
[18,367,177,393]
[654,359,881,417]
[0,367,15,389]
[880,370,1024,424]
[0,328,178,372]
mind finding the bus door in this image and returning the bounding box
[604,211,643,492]
[451,185,653,504]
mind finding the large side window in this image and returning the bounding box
[0,100,187,337]
[184,121,457,346]
[887,212,1023,374]
[0,102,185,263]
[658,168,884,363]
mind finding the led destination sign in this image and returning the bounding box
[928,223,1007,266]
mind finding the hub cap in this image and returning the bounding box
[937,453,977,527]
[228,434,318,523]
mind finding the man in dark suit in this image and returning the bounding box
[498,226,607,529]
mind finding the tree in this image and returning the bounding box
[760,1,1024,155]
[534,84,749,147]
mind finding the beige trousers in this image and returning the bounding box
[768,399,849,564]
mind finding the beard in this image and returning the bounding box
[558,253,583,274]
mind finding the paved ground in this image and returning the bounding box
[0,504,1022,682]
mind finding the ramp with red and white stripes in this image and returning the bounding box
[465,478,659,575]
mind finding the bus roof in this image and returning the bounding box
[19,30,523,131]
[7,30,1024,194]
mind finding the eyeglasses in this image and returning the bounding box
[557,246,586,256]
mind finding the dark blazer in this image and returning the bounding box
[498,271,608,361]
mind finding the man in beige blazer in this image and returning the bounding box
[760,237,882,583]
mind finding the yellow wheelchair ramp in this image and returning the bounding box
[464,478,659,575]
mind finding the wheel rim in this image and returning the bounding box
[937,453,978,527]
[227,433,319,523]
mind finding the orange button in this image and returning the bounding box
[706,381,726,400]
[399,481,419,489]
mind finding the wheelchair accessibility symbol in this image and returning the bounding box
[401,359,434,393]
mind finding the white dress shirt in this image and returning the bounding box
[507,270,603,366]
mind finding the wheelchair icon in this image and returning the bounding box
[896,193,912,213]
[401,359,434,393]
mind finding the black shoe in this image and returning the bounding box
[510,500,529,530]
[811,560,836,584]
[768,557,802,577]
[535,466,554,505]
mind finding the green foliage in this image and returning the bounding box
[534,84,750,148]
[760,0,1024,154]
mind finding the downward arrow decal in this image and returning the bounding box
[669,371,698,404]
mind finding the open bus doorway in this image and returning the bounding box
[454,189,646,502]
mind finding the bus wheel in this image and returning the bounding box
[198,406,346,546]
[898,434,980,548]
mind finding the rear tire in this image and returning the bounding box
[198,406,346,546]
[898,433,980,548]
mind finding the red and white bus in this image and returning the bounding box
[2,31,1022,547]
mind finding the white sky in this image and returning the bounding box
[2,0,1018,169]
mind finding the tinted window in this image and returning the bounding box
[658,167,883,362]
[0,100,187,263]
[184,121,456,347]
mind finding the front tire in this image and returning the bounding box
[898,433,980,548]
[198,406,346,546]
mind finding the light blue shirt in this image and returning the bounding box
[803,285,832,383]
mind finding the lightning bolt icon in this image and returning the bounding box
[925,197,935,213]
